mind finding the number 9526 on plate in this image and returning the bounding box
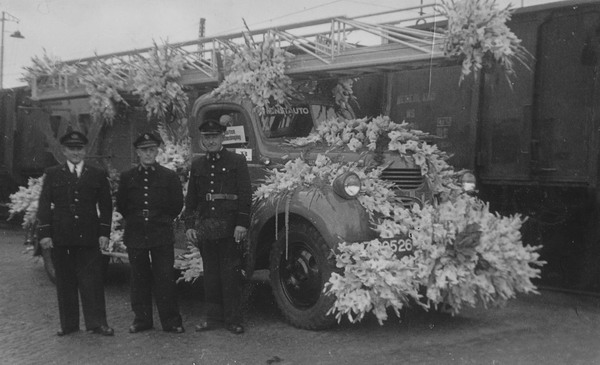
[380,234,414,259]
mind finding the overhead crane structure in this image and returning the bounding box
[31,2,448,101]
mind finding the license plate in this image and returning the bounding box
[380,235,414,259]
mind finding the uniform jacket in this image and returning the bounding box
[37,163,112,246]
[116,164,183,248]
[184,149,252,234]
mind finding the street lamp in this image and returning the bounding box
[1,11,25,89]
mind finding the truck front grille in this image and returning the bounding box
[381,168,424,190]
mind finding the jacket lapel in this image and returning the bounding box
[61,164,76,180]
[79,164,88,180]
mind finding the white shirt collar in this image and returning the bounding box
[67,161,83,175]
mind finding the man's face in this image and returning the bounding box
[62,145,86,165]
[136,146,159,166]
[200,133,224,153]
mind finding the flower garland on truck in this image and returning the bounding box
[258,116,544,325]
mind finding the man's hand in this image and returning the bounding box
[234,226,247,243]
[186,229,198,243]
[99,236,109,251]
[39,237,53,249]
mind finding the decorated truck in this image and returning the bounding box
[185,93,439,328]
[7,0,544,329]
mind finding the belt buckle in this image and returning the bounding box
[205,193,212,201]
[142,209,149,218]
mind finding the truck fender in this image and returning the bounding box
[247,185,374,272]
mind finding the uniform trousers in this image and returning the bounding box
[51,246,108,331]
[127,245,182,329]
[201,236,243,326]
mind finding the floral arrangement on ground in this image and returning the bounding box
[253,115,544,324]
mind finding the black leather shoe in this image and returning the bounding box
[163,326,185,334]
[129,323,153,333]
[194,322,215,332]
[57,328,79,336]
[226,324,244,334]
[87,325,114,336]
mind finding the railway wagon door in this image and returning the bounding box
[478,10,600,186]
[531,11,600,186]
[478,7,600,290]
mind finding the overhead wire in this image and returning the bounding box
[209,0,346,37]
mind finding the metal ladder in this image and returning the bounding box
[31,2,446,101]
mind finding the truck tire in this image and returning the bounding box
[41,247,56,284]
[269,219,336,330]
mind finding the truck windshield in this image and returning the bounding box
[260,104,337,138]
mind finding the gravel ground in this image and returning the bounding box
[1,223,600,365]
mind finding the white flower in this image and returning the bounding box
[441,0,530,84]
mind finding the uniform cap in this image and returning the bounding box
[199,119,226,135]
[59,131,88,147]
[133,132,162,149]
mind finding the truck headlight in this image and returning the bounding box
[460,171,477,193]
[333,172,361,199]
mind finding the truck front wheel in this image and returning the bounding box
[269,220,336,330]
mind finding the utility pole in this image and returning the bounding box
[198,18,206,56]
[1,11,25,89]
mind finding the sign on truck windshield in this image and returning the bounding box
[260,104,337,139]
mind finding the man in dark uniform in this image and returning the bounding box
[184,119,252,334]
[116,132,185,334]
[37,130,114,337]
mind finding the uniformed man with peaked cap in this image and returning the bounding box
[184,118,252,334]
[37,130,114,336]
[116,131,185,334]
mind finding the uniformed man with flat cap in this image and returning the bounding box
[116,132,185,334]
[37,130,114,336]
[184,119,252,334]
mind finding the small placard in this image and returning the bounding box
[436,117,452,127]
[235,148,252,161]
[223,126,246,145]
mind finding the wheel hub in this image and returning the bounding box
[280,244,321,308]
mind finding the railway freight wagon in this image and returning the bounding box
[386,0,600,292]
[0,88,162,218]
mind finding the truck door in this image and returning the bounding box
[531,11,600,185]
